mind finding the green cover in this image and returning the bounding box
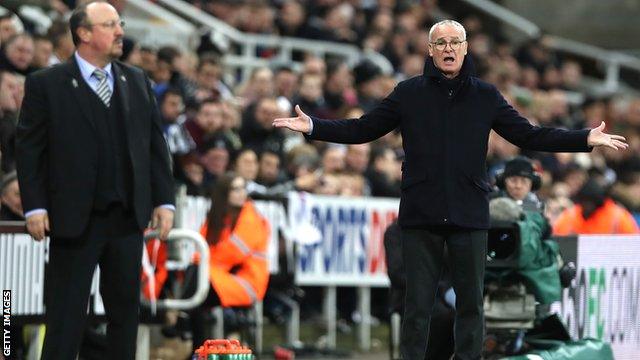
[486,211,562,304]
[501,338,615,360]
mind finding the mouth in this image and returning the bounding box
[443,56,455,64]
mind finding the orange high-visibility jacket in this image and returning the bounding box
[553,198,640,235]
[201,201,270,307]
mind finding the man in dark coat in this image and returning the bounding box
[15,2,175,359]
[274,20,627,360]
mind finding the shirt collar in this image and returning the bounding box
[74,51,112,81]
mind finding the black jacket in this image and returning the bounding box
[16,57,175,237]
[307,57,591,229]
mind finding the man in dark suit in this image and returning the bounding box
[274,20,627,360]
[15,2,175,359]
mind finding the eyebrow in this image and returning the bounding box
[434,37,463,42]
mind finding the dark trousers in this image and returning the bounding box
[41,205,143,360]
[400,227,487,360]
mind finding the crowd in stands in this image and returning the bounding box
[1,0,640,348]
[2,0,639,230]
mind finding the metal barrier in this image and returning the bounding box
[141,228,210,311]
[153,0,393,83]
[459,0,640,93]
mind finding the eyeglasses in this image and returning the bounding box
[86,19,125,29]
[430,39,465,51]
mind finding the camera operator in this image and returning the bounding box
[493,156,544,213]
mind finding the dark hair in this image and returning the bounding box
[157,46,181,65]
[197,97,221,112]
[0,13,14,23]
[197,53,221,72]
[159,87,183,104]
[205,172,244,244]
[69,2,93,47]
[47,20,69,47]
[3,33,33,49]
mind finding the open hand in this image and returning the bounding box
[588,121,628,150]
[272,105,311,134]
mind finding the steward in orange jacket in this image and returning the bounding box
[201,200,270,307]
[553,178,639,235]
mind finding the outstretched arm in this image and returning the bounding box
[273,86,402,144]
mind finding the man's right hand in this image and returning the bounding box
[26,212,50,241]
[272,105,311,134]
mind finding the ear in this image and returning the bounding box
[78,27,91,44]
[428,44,434,58]
[463,41,468,55]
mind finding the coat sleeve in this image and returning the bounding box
[305,85,402,144]
[144,75,175,207]
[491,88,592,153]
[16,74,49,213]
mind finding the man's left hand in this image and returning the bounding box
[588,121,628,150]
[151,207,174,240]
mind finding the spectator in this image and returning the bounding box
[553,178,639,235]
[320,145,346,174]
[239,97,286,156]
[274,66,299,102]
[31,34,53,70]
[120,37,141,66]
[493,156,545,213]
[200,136,231,187]
[236,66,274,106]
[175,152,206,196]
[0,33,35,75]
[366,146,401,198]
[0,170,22,220]
[233,148,266,194]
[324,59,356,117]
[0,70,19,173]
[191,53,232,106]
[160,89,194,156]
[256,149,285,187]
[0,13,18,44]
[185,98,224,150]
[293,74,331,118]
[47,20,74,65]
[352,59,384,111]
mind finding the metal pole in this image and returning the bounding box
[357,286,371,351]
[323,286,337,349]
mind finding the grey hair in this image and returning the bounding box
[428,20,466,42]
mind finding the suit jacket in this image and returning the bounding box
[307,57,592,229]
[16,57,175,237]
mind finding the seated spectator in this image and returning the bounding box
[0,13,18,44]
[239,97,286,156]
[493,156,545,213]
[553,178,640,235]
[0,70,19,173]
[232,148,266,194]
[191,53,233,106]
[31,34,52,70]
[293,73,331,119]
[0,33,35,75]
[199,136,233,188]
[366,146,400,198]
[256,149,286,188]
[320,144,346,174]
[0,171,22,220]
[186,173,270,353]
[185,98,224,150]
[47,20,74,66]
